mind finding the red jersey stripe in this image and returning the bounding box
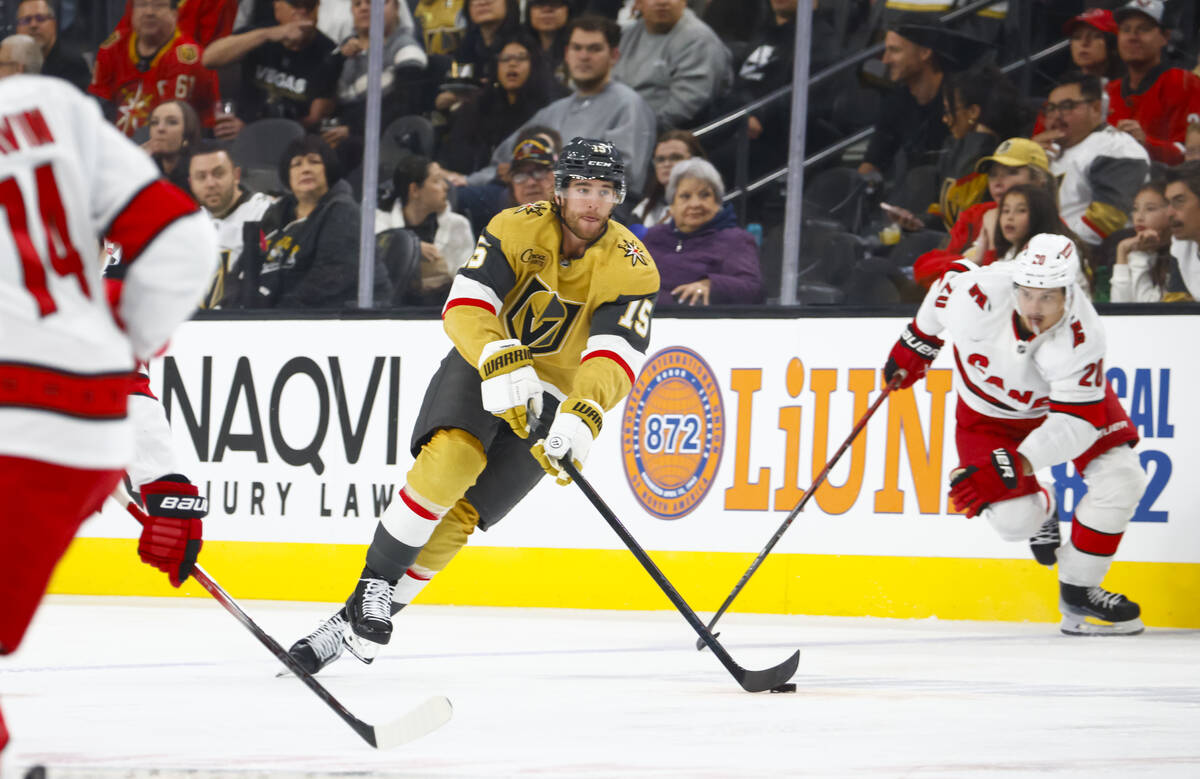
[442,298,498,317]
[0,362,131,419]
[106,180,199,265]
[1050,399,1108,427]
[582,349,634,385]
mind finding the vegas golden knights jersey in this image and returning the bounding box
[441,202,660,410]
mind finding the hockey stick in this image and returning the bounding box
[696,376,900,650]
[560,460,799,693]
[111,484,452,749]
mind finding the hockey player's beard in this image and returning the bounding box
[560,208,608,245]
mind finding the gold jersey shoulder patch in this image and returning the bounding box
[176,43,200,64]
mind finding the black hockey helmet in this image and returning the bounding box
[554,137,626,204]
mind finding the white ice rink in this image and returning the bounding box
[2,596,1198,778]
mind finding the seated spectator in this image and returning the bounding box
[1044,72,1151,247]
[933,66,1032,229]
[440,31,564,180]
[455,128,560,232]
[15,1,89,90]
[1165,161,1200,299]
[437,0,519,114]
[526,0,570,84]
[0,34,42,77]
[145,99,201,192]
[611,0,732,129]
[630,129,704,231]
[989,184,1082,266]
[252,136,373,308]
[1031,9,1121,143]
[114,0,237,47]
[1105,0,1200,166]
[1187,122,1200,162]
[413,0,467,56]
[912,137,1052,286]
[858,20,976,180]
[375,155,473,304]
[202,0,339,133]
[643,158,763,306]
[470,16,656,195]
[1064,8,1122,80]
[90,0,220,137]
[326,0,428,165]
[314,0,415,44]
[1106,181,1191,302]
[187,139,277,308]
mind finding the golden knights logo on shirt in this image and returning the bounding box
[619,239,649,267]
[505,276,583,355]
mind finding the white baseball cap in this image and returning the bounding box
[1114,0,1165,28]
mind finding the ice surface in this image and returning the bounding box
[2,596,1198,777]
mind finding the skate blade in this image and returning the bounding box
[344,631,383,664]
[1060,616,1145,636]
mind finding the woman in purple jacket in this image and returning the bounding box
[642,159,765,306]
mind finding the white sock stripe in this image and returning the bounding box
[381,487,446,549]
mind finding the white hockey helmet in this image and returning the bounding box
[1011,233,1079,290]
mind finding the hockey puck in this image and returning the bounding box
[769,683,797,693]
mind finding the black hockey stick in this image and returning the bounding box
[697,376,900,650]
[113,487,451,749]
[561,460,799,693]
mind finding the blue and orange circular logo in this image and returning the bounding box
[622,347,724,519]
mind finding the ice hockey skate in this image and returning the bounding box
[1029,514,1061,566]
[1059,582,1144,636]
[285,608,349,675]
[344,575,395,663]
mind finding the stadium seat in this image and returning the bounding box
[230,118,305,192]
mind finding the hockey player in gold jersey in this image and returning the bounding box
[287,138,659,673]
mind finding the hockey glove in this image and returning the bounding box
[883,322,944,389]
[478,339,544,438]
[532,397,603,486]
[138,475,206,587]
[948,448,1022,518]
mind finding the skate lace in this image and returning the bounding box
[361,578,393,621]
[1031,518,1059,545]
[306,613,346,659]
[1087,587,1124,610]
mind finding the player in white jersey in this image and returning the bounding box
[883,233,1146,635]
[0,75,218,753]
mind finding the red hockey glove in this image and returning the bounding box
[883,322,943,389]
[138,476,206,587]
[949,448,1021,518]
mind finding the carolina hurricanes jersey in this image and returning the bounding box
[441,201,660,409]
[0,75,217,470]
[89,28,220,136]
[914,260,1111,471]
[1106,66,1200,166]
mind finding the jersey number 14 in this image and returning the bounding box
[0,162,87,317]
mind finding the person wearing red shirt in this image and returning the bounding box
[89,0,220,137]
[115,0,238,48]
[1105,0,1200,166]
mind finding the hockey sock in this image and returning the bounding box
[1058,515,1123,587]
[387,499,483,610]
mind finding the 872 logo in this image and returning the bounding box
[622,347,724,519]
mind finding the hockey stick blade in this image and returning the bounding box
[696,378,899,650]
[561,460,799,693]
[110,487,452,748]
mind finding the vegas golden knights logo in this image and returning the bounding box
[505,276,583,355]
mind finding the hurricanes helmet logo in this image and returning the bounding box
[505,276,583,355]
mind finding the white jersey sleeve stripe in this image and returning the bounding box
[442,274,503,317]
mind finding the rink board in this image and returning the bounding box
[51,315,1200,626]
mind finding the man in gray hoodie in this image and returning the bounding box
[612,0,732,129]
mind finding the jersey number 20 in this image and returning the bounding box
[0,163,87,317]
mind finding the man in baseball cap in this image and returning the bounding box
[1106,0,1200,165]
[509,135,557,206]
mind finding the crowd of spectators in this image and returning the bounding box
[1,0,1199,309]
